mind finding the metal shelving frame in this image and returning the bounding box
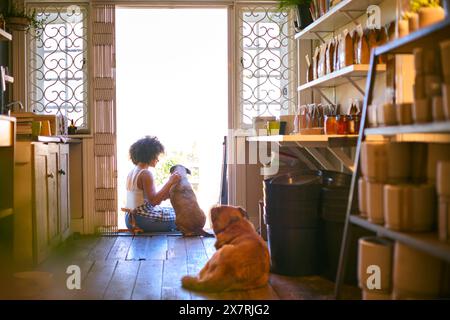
[334,17,450,299]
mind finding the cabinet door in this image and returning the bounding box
[33,143,50,264]
[58,144,71,240]
[47,143,59,246]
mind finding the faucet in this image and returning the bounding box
[5,101,24,116]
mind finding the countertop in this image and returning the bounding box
[17,135,82,144]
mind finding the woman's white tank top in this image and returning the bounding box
[126,167,147,209]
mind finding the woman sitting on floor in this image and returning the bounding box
[123,136,181,233]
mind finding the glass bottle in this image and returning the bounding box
[324,115,338,135]
[337,115,350,134]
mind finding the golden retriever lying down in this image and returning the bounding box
[181,205,270,292]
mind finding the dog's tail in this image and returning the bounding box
[198,229,215,238]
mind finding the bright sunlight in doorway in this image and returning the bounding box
[116,8,228,230]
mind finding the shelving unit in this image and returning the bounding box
[288,1,387,173]
[247,134,357,147]
[365,121,450,135]
[298,64,386,96]
[334,18,450,299]
[350,216,450,262]
[294,0,384,42]
[374,18,450,55]
[0,28,12,41]
[247,134,357,172]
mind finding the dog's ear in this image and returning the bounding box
[185,167,191,175]
[237,207,249,220]
[169,165,176,174]
[229,216,240,224]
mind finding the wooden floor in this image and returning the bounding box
[0,234,360,300]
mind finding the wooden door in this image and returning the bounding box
[47,143,59,246]
[33,143,50,264]
[58,144,71,241]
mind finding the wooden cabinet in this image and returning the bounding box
[58,144,70,241]
[0,116,15,267]
[32,143,51,263]
[46,143,59,246]
[14,142,71,266]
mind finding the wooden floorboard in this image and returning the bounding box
[201,237,217,259]
[126,236,148,260]
[74,259,118,300]
[103,260,140,300]
[51,235,100,261]
[145,236,168,260]
[167,236,186,259]
[132,260,164,300]
[87,236,117,261]
[269,274,360,300]
[107,236,133,260]
[184,237,207,260]
[245,285,280,300]
[161,258,191,300]
[185,237,210,300]
[16,234,361,300]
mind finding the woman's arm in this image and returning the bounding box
[139,170,180,206]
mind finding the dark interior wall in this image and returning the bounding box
[0,0,9,114]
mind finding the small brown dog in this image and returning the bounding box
[181,205,270,292]
[169,165,212,237]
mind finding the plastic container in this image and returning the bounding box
[358,237,393,292]
[320,171,361,284]
[384,184,435,232]
[263,171,322,276]
[393,242,444,299]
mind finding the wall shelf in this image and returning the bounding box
[375,18,450,55]
[365,121,450,135]
[247,134,357,147]
[0,28,12,41]
[247,134,357,172]
[294,0,384,41]
[298,64,386,93]
[350,215,450,263]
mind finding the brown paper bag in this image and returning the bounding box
[318,43,327,78]
[334,35,341,71]
[326,39,335,74]
[313,46,320,80]
[358,29,370,65]
[339,29,354,69]
[306,54,313,82]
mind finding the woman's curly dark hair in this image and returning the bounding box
[129,136,165,165]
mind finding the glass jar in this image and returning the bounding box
[348,115,361,134]
[324,115,338,135]
[337,115,350,135]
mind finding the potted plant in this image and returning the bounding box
[277,0,313,31]
[3,2,45,33]
[410,0,445,28]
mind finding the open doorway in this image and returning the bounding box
[116,7,228,230]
